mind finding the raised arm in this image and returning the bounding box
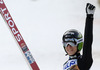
[83,3,95,67]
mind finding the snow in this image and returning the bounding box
[0,0,100,70]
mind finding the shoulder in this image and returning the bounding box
[63,60,68,66]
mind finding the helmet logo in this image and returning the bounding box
[64,31,74,35]
[65,38,74,42]
[67,32,74,35]
[65,32,75,38]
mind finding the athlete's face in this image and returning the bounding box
[65,44,77,55]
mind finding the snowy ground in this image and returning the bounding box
[0,0,100,70]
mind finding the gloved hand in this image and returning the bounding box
[86,3,96,15]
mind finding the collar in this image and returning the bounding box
[69,53,81,60]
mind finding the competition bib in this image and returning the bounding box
[63,59,77,70]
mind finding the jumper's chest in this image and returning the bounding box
[63,59,77,70]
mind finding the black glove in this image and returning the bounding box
[86,3,96,15]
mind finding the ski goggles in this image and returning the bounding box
[63,38,83,47]
[63,38,78,47]
[63,42,77,47]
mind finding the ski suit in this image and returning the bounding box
[63,14,94,70]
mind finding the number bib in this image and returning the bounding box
[63,59,77,70]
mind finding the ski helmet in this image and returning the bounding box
[62,29,83,53]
